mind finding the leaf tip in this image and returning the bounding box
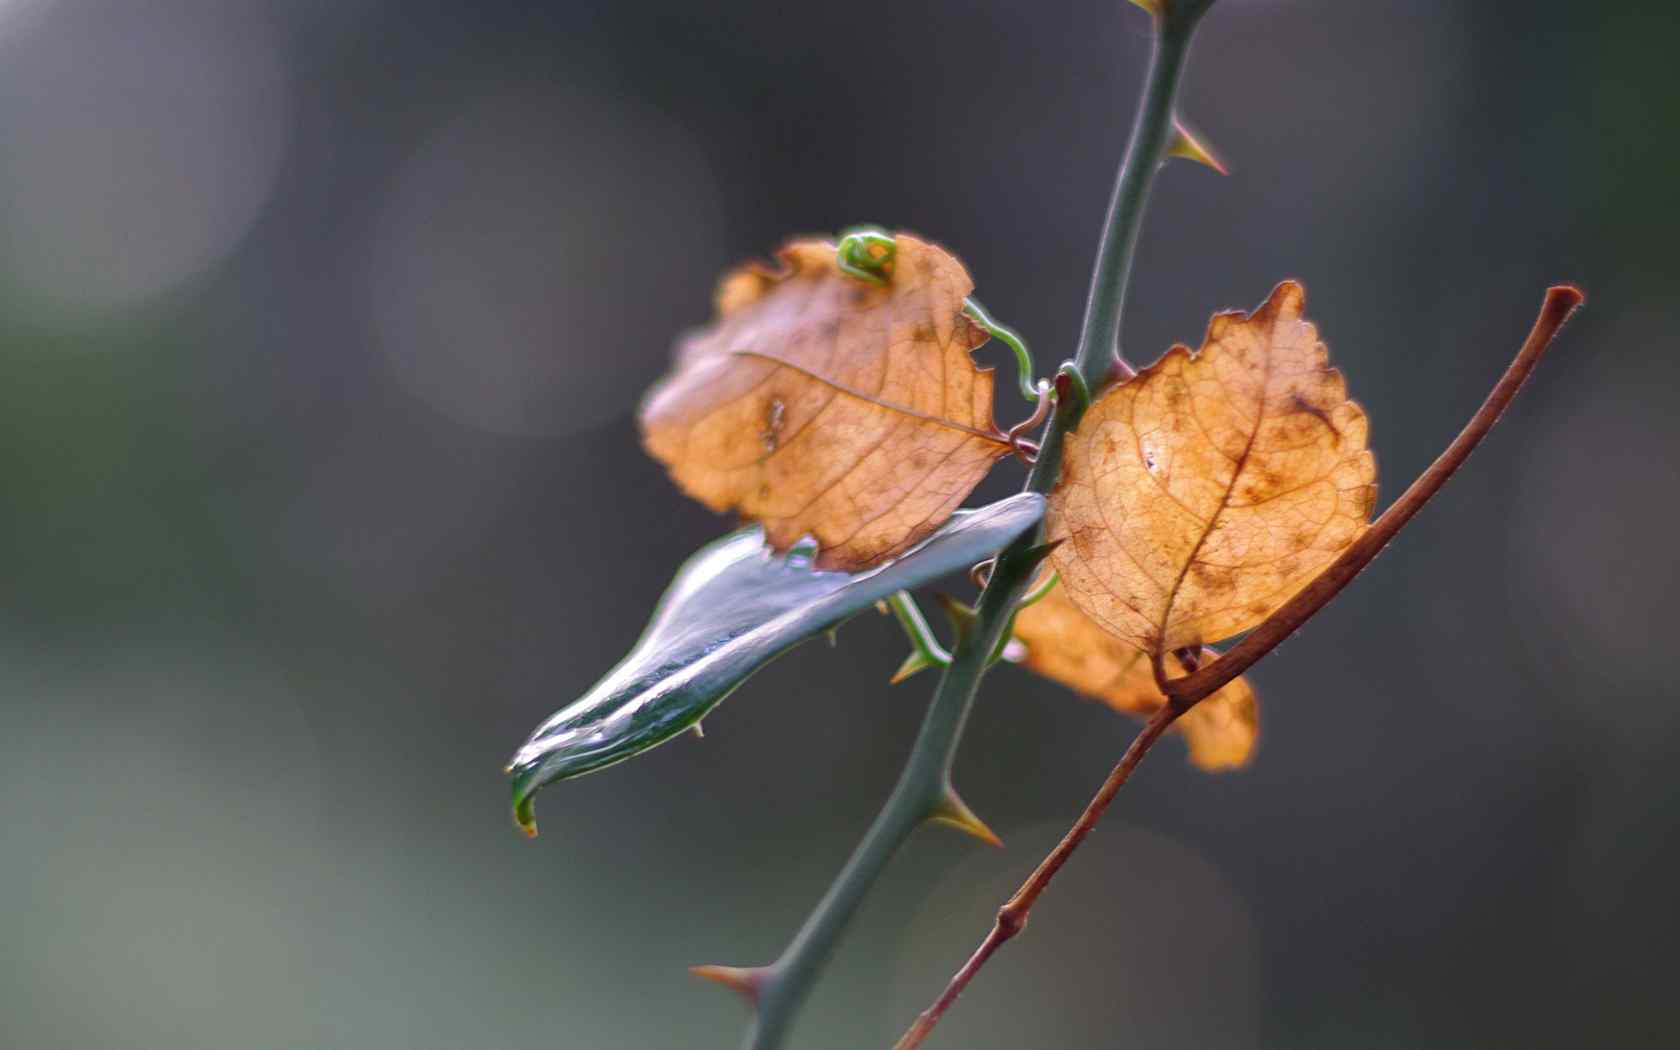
[513,793,539,839]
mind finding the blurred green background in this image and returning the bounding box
[2,1,1676,1047]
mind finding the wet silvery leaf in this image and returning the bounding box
[507,493,1044,835]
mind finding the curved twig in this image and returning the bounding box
[891,284,1584,1050]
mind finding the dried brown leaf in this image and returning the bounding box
[1048,281,1377,656]
[639,234,1011,571]
[1013,585,1257,771]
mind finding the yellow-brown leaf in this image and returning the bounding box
[1048,281,1377,654]
[640,234,1011,571]
[1012,585,1258,771]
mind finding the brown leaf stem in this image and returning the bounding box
[891,284,1583,1050]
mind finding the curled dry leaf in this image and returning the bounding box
[1012,585,1257,770]
[639,234,1012,571]
[1049,281,1377,657]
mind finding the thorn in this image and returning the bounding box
[1017,539,1065,570]
[890,648,940,685]
[690,721,705,740]
[933,593,978,640]
[1128,0,1162,16]
[690,963,772,1004]
[928,784,1003,848]
[874,599,890,615]
[1166,117,1228,175]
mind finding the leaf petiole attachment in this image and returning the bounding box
[1053,362,1092,411]
[886,590,952,684]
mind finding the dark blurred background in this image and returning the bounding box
[1,1,1675,1047]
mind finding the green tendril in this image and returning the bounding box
[964,297,1043,403]
[836,227,896,285]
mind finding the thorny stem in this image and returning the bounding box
[734,8,1205,1049]
[894,703,1180,1050]
[743,570,1025,1050]
[1074,1,1208,381]
[892,285,1585,1050]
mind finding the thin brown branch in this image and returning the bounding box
[892,703,1181,1050]
[890,284,1584,1050]
[1166,284,1584,702]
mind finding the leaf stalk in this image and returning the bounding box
[887,591,952,683]
[964,297,1044,402]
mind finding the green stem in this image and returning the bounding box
[740,10,1209,1048]
[748,598,1008,1048]
[1074,7,1201,382]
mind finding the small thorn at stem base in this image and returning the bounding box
[933,593,978,640]
[1108,355,1138,385]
